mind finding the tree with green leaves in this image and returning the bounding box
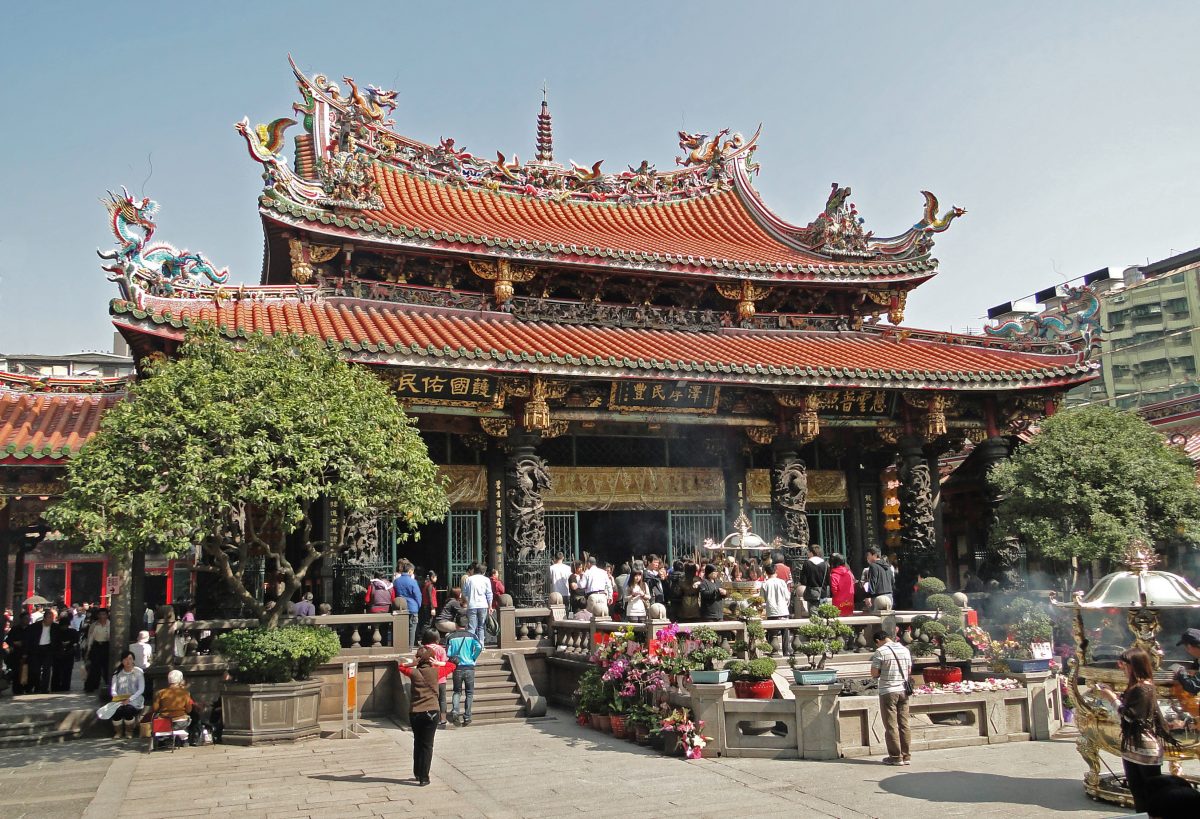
[45,325,449,627]
[989,405,1200,573]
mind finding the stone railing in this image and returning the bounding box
[152,610,414,667]
[689,672,1057,760]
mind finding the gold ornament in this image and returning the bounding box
[715,280,772,322]
[468,259,538,305]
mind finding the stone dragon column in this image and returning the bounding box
[897,435,936,608]
[771,440,810,579]
[505,431,551,607]
[975,435,1022,589]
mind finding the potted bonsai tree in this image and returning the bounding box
[910,593,975,684]
[790,603,853,685]
[214,625,340,744]
[685,626,732,684]
[728,599,777,698]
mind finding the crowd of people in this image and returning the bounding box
[544,544,900,622]
[0,602,124,697]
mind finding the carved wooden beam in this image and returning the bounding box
[468,259,538,305]
[715,280,772,322]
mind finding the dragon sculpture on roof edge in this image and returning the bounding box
[97,188,229,308]
[985,284,1102,360]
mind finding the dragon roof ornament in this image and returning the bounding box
[97,187,229,309]
[985,283,1102,362]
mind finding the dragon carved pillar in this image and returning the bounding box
[976,435,1023,590]
[771,441,810,578]
[505,432,551,607]
[897,436,935,607]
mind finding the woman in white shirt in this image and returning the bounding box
[624,569,650,623]
[108,651,145,738]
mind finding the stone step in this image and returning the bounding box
[0,718,60,737]
[455,703,526,723]
[465,690,524,705]
[0,728,81,747]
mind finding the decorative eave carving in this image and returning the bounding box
[876,421,903,445]
[480,417,514,437]
[715,280,772,322]
[287,236,340,284]
[865,289,909,325]
[903,392,952,441]
[745,425,776,446]
[468,259,538,305]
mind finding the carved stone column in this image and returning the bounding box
[771,440,810,576]
[505,432,551,607]
[897,436,935,608]
[975,435,1022,589]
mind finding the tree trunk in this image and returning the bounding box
[108,551,133,657]
[129,550,146,643]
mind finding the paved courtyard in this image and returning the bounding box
[0,711,1168,818]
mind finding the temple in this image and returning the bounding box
[77,58,1098,610]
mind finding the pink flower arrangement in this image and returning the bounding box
[657,707,710,759]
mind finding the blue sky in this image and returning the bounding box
[2,1,1198,353]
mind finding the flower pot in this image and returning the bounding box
[1063,707,1075,724]
[576,712,590,727]
[662,731,683,756]
[733,679,775,699]
[610,715,628,738]
[1005,658,1051,674]
[634,724,650,745]
[589,713,601,730]
[596,714,612,733]
[922,666,963,685]
[689,669,730,684]
[793,669,839,686]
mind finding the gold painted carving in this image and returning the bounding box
[287,237,340,284]
[480,418,514,437]
[876,421,902,445]
[543,420,571,439]
[745,425,776,445]
[746,468,848,507]
[468,259,538,305]
[438,465,487,509]
[523,377,552,431]
[866,289,908,325]
[715,280,772,322]
[544,467,724,511]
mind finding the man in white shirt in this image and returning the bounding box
[580,557,612,601]
[461,563,494,645]
[546,552,571,602]
[870,630,913,766]
[761,563,791,654]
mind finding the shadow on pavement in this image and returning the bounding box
[879,770,1101,813]
[309,772,420,786]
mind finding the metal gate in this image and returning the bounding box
[330,510,398,611]
[751,509,776,543]
[809,510,847,553]
[447,511,481,586]
[545,512,579,558]
[667,511,726,562]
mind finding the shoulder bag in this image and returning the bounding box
[887,644,914,697]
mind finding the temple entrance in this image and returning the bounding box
[577,511,668,568]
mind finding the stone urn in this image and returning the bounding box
[220,679,323,746]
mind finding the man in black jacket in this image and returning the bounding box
[865,547,896,612]
[24,608,66,694]
[799,544,831,616]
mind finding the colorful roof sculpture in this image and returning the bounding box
[111,292,1095,391]
[0,373,128,463]
[234,58,965,286]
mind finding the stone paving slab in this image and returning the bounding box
[4,709,1193,817]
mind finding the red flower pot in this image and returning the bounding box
[610,715,628,739]
[922,666,963,685]
[576,712,590,727]
[733,679,776,699]
[596,714,612,733]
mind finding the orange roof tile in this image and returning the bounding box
[113,296,1096,390]
[261,163,937,284]
[0,382,124,463]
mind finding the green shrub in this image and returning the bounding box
[926,594,964,632]
[943,635,975,661]
[215,625,341,684]
[575,666,605,715]
[919,620,948,641]
[728,657,778,681]
[914,577,947,608]
[790,604,852,670]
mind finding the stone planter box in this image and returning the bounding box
[221,679,322,746]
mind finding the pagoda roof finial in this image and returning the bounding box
[536,82,554,163]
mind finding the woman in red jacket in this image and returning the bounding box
[828,553,855,617]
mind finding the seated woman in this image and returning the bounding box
[109,651,145,738]
[152,668,195,745]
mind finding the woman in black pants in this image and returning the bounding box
[1095,647,1172,813]
[398,640,444,786]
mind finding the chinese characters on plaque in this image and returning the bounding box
[608,381,720,414]
[388,372,497,404]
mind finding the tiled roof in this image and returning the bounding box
[0,376,126,463]
[113,296,1096,390]
[261,163,938,283]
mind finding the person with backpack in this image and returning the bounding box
[445,624,483,726]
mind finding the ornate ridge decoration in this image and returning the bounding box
[468,260,538,306]
[97,188,230,308]
[715,280,773,322]
[985,284,1103,361]
[480,418,514,438]
[0,372,130,395]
